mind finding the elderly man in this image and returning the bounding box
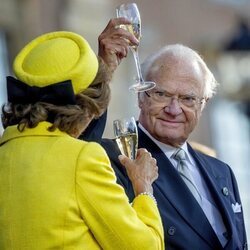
[101,44,248,250]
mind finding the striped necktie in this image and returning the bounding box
[174,148,202,205]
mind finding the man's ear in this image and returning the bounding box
[201,98,209,112]
[138,99,142,109]
[138,93,144,108]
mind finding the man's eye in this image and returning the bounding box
[183,96,196,102]
[155,91,165,97]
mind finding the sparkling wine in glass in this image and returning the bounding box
[116,3,156,92]
[113,117,138,160]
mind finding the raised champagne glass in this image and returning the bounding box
[116,3,156,92]
[113,117,138,160]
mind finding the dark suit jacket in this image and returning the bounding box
[101,126,248,250]
[79,111,107,143]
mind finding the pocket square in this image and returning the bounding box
[232,202,242,213]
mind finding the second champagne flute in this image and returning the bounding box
[113,117,138,160]
[116,3,156,92]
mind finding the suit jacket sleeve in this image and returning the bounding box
[227,163,248,247]
[75,142,164,250]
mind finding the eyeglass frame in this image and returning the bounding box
[144,88,206,109]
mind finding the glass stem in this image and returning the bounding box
[130,47,144,83]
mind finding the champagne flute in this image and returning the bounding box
[113,117,138,160]
[116,3,156,92]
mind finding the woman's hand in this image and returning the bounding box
[118,148,158,196]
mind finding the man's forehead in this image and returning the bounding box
[149,56,204,82]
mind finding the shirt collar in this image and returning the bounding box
[138,122,194,164]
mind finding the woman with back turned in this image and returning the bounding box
[0,20,164,249]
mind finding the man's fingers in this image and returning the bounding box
[98,17,139,71]
[102,17,130,33]
[112,17,131,27]
[114,27,139,45]
[99,19,139,46]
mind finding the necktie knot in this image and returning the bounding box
[174,148,186,162]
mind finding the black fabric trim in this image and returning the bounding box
[6,76,76,105]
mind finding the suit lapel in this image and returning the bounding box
[188,145,234,242]
[138,127,221,248]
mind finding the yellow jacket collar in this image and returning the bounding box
[0,121,70,146]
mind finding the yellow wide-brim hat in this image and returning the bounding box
[13,31,98,94]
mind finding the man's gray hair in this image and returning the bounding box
[141,44,218,100]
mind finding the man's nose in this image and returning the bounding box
[164,98,183,115]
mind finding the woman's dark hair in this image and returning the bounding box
[2,57,111,136]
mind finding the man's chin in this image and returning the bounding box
[156,131,186,145]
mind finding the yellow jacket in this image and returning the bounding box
[0,122,164,249]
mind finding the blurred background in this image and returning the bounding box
[0,0,249,242]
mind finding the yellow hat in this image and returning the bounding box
[13,31,98,94]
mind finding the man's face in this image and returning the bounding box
[138,57,205,147]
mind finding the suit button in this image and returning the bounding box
[223,231,229,239]
[167,226,176,236]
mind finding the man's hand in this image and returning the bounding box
[98,17,139,73]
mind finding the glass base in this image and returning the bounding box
[129,81,156,92]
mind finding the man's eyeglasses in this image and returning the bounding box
[144,89,205,109]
